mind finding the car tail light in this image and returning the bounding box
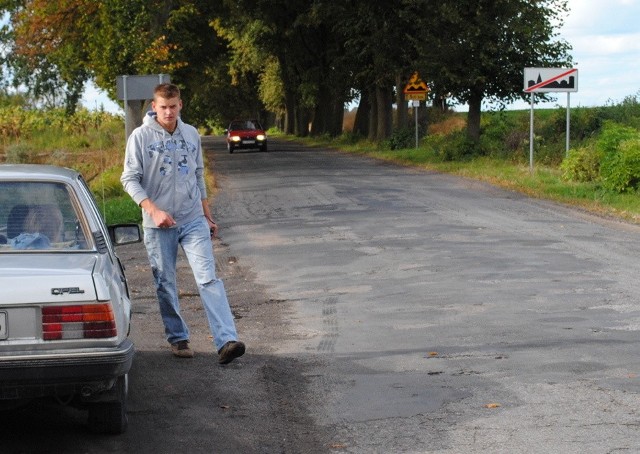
[42,304,117,340]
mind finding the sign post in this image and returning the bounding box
[524,68,578,173]
[403,72,429,149]
[116,74,171,139]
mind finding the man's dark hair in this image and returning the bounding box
[154,83,181,100]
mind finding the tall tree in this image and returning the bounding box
[333,0,419,140]
[1,0,97,113]
[417,0,572,143]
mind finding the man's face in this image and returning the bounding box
[152,95,182,130]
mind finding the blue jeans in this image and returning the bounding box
[143,217,238,351]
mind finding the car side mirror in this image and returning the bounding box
[108,224,142,245]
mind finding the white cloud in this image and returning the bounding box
[570,33,640,56]
[564,0,640,33]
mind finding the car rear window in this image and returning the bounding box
[0,181,90,251]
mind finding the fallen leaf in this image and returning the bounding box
[428,352,438,357]
[330,443,347,449]
[485,403,501,409]
[220,405,230,410]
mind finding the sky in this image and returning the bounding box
[508,0,640,110]
[80,0,640,114]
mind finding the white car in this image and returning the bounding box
[0,164,141,434]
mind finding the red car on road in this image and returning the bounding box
[225,120,268,153]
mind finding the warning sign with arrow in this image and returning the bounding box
[524,68,578,93]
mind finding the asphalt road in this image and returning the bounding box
[4,136,640,453]
[210,137,640,453]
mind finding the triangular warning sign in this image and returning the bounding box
[403,72,429,94]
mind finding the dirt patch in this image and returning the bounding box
[121,237,332,453]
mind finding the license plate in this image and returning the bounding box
[0,312,7,340]
[242,140,255,145]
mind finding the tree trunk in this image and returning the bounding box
[332,97,345,136]
[434,91,449,113]
[466,92,482,143]
[310,83,330,136]
[395,73,408,130]
[295,106,310,137]
[375,84,393,141]
[284,89,296,135]
[353,90,370,137]
[367,88,377,141]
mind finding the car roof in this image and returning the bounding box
[0,164,80,182]
[229,120,263,129]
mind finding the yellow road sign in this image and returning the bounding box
[405,93,426,101]
[403,72,429,95]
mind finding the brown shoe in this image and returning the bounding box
[218,341,245,364]
[171,340,194,358]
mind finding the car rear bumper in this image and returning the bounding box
[0,339,134,399]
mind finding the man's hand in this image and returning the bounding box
[152,209,177,228]
[206,216,218,238]
[140,199,176,228]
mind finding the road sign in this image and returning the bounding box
[524,68,578,174]
[405,93,426,101]
[402,72,428,149]
[116,74,171,100]
[403,72,429,101]
[524,68,578,93]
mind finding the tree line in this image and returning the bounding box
[0,0,572,143]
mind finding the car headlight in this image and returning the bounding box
[230,135,241,142]
[256,134,266,141]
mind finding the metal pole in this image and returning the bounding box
[123,75,128,139]
[415,102,419,149]
[529,92,534,174]
[566,92,570,157]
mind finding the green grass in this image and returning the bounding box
[100,196,141,225]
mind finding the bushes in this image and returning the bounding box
[385,128,415,150]
[424,131,478,161]
[5,143,34,163]
[560,121,640,192]
[600,139,640,192]
[560,146,600,182]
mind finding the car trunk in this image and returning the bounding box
[0,254,116,352]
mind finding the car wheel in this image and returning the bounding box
[88,374,128,434]
[260,144,267,152]
[228,143,234,154]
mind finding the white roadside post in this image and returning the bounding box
[413,100,420,148]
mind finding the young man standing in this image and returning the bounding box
[121,83,245,364]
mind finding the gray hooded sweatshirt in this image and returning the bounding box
[121,113,207,229]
